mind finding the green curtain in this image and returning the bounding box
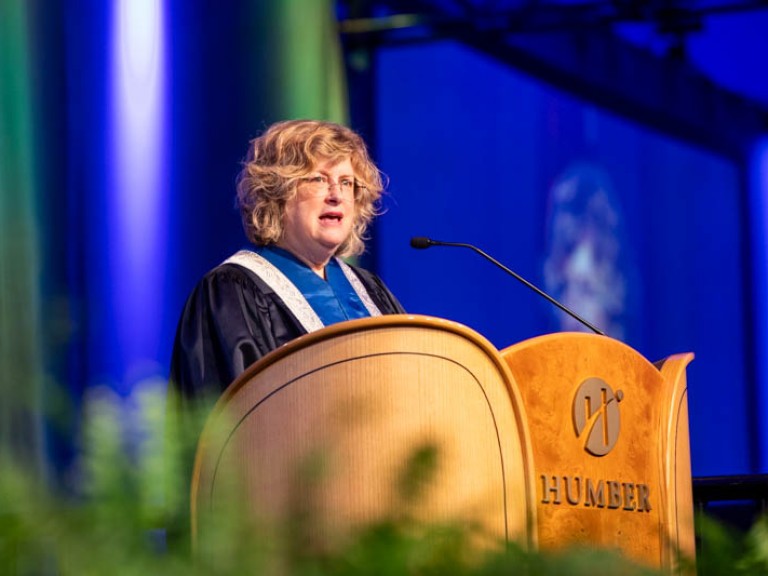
[0,0,45,473]
[247,0,349,125]
[245,0,354,262]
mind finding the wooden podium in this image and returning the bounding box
[192,314,694,570]
[501,332,695,569]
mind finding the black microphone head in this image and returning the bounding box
[410,236,433,249]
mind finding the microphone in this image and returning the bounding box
[409,236,605,336]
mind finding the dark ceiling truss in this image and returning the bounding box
[340,1,768,50]
[343,1,768,32]
[338,0,768,161]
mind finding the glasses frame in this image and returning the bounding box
[298,174,366,200]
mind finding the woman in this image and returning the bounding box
[169,120,404,406]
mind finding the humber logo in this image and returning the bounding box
[572,377,624,456]
[538,378,649,513]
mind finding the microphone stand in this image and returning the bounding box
[410,237,605,336]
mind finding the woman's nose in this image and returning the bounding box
[326,180,344,200]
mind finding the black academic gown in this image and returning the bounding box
[165,258,403,552]
[169,259,405,407]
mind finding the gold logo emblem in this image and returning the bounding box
[573,378,624,456]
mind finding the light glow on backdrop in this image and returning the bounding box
[752,138,768,470]
[109,0,167,392]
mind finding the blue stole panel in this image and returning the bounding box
[256,246,370,325]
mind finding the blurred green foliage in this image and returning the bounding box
[1,383,767,575]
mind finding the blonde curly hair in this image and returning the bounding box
[236,119,384,258]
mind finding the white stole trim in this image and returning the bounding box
[337,258,383,317]
[223,250,324,333]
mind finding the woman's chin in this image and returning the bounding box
[316,231,350,251]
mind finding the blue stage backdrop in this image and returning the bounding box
[374,40,751,477]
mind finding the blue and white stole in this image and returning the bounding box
[222,246,382,333]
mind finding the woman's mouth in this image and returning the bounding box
[320,212,343,223]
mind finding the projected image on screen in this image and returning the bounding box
[543,162,629,340]
[375,40,750,476]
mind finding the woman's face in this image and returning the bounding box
[278,156,357,270]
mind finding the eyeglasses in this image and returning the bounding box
[298,174,365,198]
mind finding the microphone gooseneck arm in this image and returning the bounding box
[410,236,605,336]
